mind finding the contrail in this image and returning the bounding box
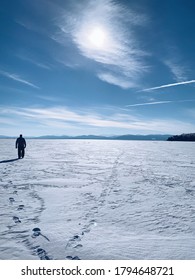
[140,80,195,92]
[125,99,195,107]
[126,101,172,107]
[0,70,40,89]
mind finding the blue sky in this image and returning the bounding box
[0,0,195,136]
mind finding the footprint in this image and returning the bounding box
[82,228,90,234]
[70,235,81,242]
[32,228,50,241]
[72,256,80,260]
[65,235,82,249]
[13,216,21,223]
[37,248,50,260]
[9,197,15,203]
[66,255,81,260]
[32,228,41,237]
[82,219,97,234]
[17,205,24,210]
[73,244,83,249]
[89,219,96,224]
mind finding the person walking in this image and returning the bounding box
[15,134,26,159]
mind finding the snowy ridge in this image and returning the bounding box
[0,139,195,259]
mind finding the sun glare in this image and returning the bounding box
[88,27,106,49]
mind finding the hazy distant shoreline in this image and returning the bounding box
[2,133,195,141]
[0,134,172,141]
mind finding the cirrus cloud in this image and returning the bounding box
[53,0,149,89]
[0,70,40,89]
[1,105,195,136]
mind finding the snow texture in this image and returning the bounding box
[0,139,195,260]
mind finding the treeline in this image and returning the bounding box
[167,133,195,141]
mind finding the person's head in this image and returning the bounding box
[20,134,22,137]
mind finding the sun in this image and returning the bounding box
[88,27,106,49]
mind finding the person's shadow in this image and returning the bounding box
[0,158,19,164]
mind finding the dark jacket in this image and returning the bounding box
[16,137,26,148]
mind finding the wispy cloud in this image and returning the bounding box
[126,99,195,107]
[97,73,137,89]
[35,95,62,102]
[164,60,187,82]
[1,105,195,135]
[53,0,149,88]
[16,54,51,70]
[0,106,138,130]
[0,117,15,125]
[0,70,40,89]
[140,80,195,92]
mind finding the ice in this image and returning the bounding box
[0,139,195,259]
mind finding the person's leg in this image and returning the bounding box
[21,148,25,158]
[18,148,21,159]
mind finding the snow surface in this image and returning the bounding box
[0,139,195,260]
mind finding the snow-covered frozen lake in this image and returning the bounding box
[0,139,195,260]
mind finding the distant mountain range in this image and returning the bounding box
[0,135,15,139]
[0,134,172,141]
